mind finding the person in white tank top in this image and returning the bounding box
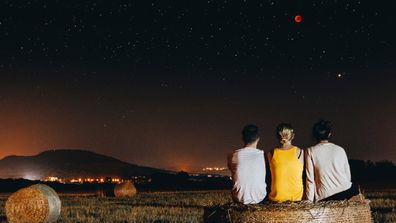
[228,125,267,204]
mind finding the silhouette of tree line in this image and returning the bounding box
[349,159,396,183]
[0,159,394,193]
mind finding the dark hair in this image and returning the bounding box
[242,125,259,145]
[312,120,332,141]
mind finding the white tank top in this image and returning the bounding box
[228,147,267,204]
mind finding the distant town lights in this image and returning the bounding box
[23,173,39,181]
[202,167,227,171]
[46,176,59,182]
[43,176,150,184]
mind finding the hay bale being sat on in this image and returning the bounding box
[5,184,61,223]
[114,181,137,198]
[204,200,372,223]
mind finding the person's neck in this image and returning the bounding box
[245,142,258,149]
[319,140,329,144]
[280,142,293,150]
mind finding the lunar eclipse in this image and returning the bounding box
[294,15,302,23]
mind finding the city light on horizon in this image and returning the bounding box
[202,167,227,172]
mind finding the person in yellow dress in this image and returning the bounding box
[267,123,304,202]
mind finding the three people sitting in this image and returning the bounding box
[228,120,358,204]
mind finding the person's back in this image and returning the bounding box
[228,147,266,204]
[228,125,267,204]
[305,120,355,202]
[305,142,351,201]
[268,123,303,202]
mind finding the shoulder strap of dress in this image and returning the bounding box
[298,148,303,159]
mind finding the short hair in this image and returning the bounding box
[242,125,259,144]
[312,120,332,141]
[276,123,295,145]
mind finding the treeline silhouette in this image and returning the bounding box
[350,160,396,183]
[0,159,394,193]
[0,179,113,193]
[150,172,231,190]
[0,173,232,193]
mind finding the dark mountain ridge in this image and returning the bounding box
[0,149,169,180]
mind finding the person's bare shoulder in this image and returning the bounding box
[227,150,236,159]
[227,151,236,169]
[295,147,304,162]
[266,149,274,160]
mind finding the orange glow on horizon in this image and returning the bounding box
[176,166,189,172]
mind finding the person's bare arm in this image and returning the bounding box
[266,150,272,162]
[265,150,273,193]
[304,149,315,201]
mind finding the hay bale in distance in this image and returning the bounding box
[204,200,372,223]
[5,184,61,223]
[114,181,137,198]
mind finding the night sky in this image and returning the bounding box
[0,0,395,172]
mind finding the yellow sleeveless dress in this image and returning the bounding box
[269,147,303,202]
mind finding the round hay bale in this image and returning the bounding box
[114,181,137,198]
[5,184,61,223]
[204,200,372,223]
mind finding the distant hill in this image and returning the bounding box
[0,149,170,180]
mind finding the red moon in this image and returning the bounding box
[294,15,302,23]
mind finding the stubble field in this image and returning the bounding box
[0,189,395,222]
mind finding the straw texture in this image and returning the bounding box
[114,181,137,198]
[95,189,106,197]
[204,200,372,223]
[5,184,61,223]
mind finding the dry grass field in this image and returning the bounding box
[0,189,395,222]
[365,189,396,223]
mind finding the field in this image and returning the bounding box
[0,189,395,222]
[366,189,396,223]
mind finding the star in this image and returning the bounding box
[336,72,346,79]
